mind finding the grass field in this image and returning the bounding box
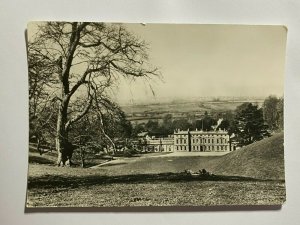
[27,173,285,207]
[121,99,264,124]
[27,163,285,207]
[27,133,285,207]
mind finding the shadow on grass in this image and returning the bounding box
[29,156,54,165]
[28,172,278,190]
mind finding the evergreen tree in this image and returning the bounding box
[234,103,270,146]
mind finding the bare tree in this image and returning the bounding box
[28,43,58,154]
[28,22,159,166]
[68,98,132,167]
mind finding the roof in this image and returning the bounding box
[174,129,228,135]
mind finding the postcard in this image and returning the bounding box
[26,22,286,207]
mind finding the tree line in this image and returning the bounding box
[133,96,283,147]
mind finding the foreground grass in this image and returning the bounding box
[27,179,285,207]
[27,164,285,207]
[27,133,286,207]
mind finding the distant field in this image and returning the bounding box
[121,99,264,124]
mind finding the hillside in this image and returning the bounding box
[96,133,285,180]
[28,133,285,181]
[28,146,57,165]
[208,133,285,180]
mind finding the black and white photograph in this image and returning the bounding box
[26,21,286,208]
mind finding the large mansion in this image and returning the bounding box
[139,129,235,153]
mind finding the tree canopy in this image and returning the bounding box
[233,103,270,146]
[28,22,159,166]
[263,96,284,132]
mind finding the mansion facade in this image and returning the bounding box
[143,129,234,153]
[174,129,231,152]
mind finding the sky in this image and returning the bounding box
[113,24,287,104]
[27,22,287,105]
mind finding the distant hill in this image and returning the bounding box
[121,99,264,125]
[208,133,285,180]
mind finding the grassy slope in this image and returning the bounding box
[29,150,57,165]
[28,133,285,180]
[95,133,285,180]
[28,146,108,167]
[27,134,286,207]
[208,132,285,180]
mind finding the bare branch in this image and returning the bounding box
[65,94,93,131]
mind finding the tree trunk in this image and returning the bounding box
[56,133,74,166]
[56,98,73,166]
[37,138,42,155]
[80,148,85,168]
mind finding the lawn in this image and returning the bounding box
[27,179,285,207]
[27,162,285,207]
[27,134,285,207]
